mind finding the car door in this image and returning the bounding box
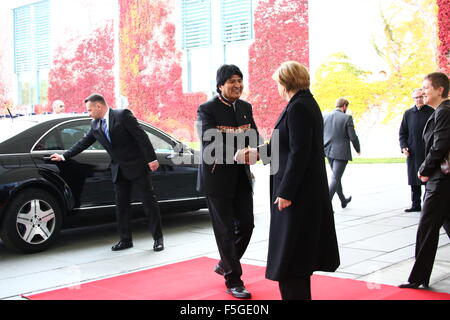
[138,123,201,202]
[31,119,115,209]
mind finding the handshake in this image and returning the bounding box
[235,147,259,165]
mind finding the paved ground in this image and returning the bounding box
[0,163,449,300]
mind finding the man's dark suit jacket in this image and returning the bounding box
[63,108,157,183]
[419,100,450,188]
[323,109,360,161]
[196,96,261,197]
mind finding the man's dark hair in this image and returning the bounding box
[424,72,449,98]
[84,93,107,105]
[216,64,243,94]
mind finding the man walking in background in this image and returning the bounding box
[323,98,360,209]
[399,88,434,212]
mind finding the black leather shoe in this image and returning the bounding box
[153,238,164,252]
[404,207,421,212]
[398,282,429,289]
[111,240,133,251]
[214,263,225,276]
[341,196,352,208]
[226,286,251,299]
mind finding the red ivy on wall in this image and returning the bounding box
[119,0,206,139]
[47,22,115,113]
[437,0,450,74]
[248,0,309,138]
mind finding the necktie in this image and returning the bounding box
[101,119,111,142]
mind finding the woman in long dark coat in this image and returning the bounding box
[260,61,340,300]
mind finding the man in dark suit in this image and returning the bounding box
[197,65,261,299]
[323,98,360,208]
[399,89,434,212]
[50,93,164,252]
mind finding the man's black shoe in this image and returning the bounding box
[404,207,421,212]
[111,240,133,251]
[341,196,352,208]
[214,264,225,276]
[398,282,429,289]
[226,286,251,299]
[153,238,164,252]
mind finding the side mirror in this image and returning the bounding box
[166,142,191,160]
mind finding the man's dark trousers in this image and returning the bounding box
[411,185,422,209]
[408,186,450,284]
[206,168,254,288]
[327,157,348,202]
[114,170,163,242]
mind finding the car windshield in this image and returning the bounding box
[0,118,39,143]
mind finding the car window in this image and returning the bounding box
[142,126,174,153]
[60,124,104,150]
[34,121,104,151]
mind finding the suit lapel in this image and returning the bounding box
[94,119,108,146]
[422,111,434,140]
[108,108,115,139]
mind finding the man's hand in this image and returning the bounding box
[274,197,292,211]
[236,147,258,165]
[149,160,159,172]
[246,147,259,165]
[50,153,64,161]
[235,148,248,164]
[402,148,410,157]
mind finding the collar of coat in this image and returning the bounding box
[288,89,312,104]
[218,93,236,108]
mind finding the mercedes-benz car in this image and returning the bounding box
[0,113,206,253]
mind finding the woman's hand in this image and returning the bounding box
[418,173,429,183]
[274,197,292,211]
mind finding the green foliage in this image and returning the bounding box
[312,52,386,120]
[373,0,438,122]
[311,0,438,124]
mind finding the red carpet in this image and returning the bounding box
[24,257,450,300]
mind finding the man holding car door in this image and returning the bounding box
[50,93,164,253]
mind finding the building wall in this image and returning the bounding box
[0,0,116,113]
[118,0,310,138]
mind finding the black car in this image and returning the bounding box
[0,114,206,253]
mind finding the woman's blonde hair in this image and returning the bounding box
[272,61,310,93]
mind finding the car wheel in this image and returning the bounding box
[1,188,62,253]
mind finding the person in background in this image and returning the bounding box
[399,89,434,212]
[399,72,450,289]
[323,98,360,209]
[52,100,65,114]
